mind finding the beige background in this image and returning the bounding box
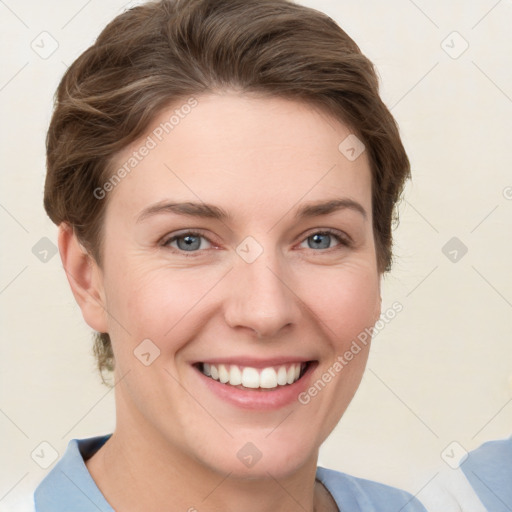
[1,0,511,508]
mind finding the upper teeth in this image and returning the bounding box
[201,363,303,389]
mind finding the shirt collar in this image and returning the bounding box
[34,434,114,512]
[34,434,379,511]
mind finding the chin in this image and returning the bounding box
[196,432,319,481]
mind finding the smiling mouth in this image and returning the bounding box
[196,362,312,391]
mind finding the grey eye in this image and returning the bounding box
[177,235,201,251]
[307,233,333,250]
[167,233,211,252]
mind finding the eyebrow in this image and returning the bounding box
[294,198,367,220]
[137,201,230,223]
[136,198,367,223]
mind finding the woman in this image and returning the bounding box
[34,0,427,510]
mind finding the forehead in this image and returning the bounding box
[106,92,372,220]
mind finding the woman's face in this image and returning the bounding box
[90,92,381,478]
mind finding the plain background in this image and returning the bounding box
[1,0,511,507]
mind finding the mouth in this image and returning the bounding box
[194,361,313,391]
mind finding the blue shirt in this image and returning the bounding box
[460,436,512,512]
[34,434,427,511]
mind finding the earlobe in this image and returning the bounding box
[57,223,109,333]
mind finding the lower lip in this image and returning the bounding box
[195,363,317,410]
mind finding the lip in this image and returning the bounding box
[193,360,318,410]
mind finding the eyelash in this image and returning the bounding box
[161,229,352,257]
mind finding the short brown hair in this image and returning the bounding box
[44,0,410,379]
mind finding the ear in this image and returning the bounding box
[373,276,382,325]
[58,223,109,333]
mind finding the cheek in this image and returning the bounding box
[302,265,380,347]
[103,262,223,347]
[292,268,379,443]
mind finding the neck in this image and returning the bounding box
[84,381,338,512]
[86,424,337,512]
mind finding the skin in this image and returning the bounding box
[59,91,382,512]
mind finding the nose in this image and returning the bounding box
[223,249,301,339]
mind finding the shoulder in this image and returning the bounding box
[316,466,427,512]
[460,436,512,512]
[34,434,113,512]
[463,435,512,470]
[416,436,512,512]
